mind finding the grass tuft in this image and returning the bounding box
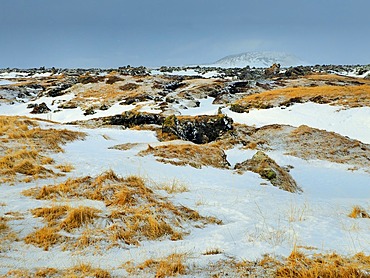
[348,206,370,219]
[139,143,230,169]
[127,254,186,277]
[24,226,62,251]
[60,206,100,232]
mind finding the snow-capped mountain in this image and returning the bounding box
[210,51,308,68]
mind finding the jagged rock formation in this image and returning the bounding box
[30,102,51,114]
[162,114,233,144]
[100,111,164,127]
[264,63,281,76]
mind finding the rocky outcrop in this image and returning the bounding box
[264,63,281,76]
[285,66,311,77]
[30,102,51,114]
[235,151,301,193]
[162,114,233,144]
[47,83,73,97]
[101,111,164,127]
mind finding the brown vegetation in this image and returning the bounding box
[23,171,221,250]
[24,226,62,251]
[200,251,370,277]
[219,123,370,173]
[0,116,85,183]
[3,264,111,278]
[139,143,230,169]
[348,206,370,219]
[234,84,370,110]
[274,251,370,278]
[125,253,186,277]
[0,217,18,253]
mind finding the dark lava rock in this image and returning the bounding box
[84,107,96,116]
[48,83,72,97]
[27,103,36,109]
[264,63,281,77]
[235,151,302,193]
[162,114,233,144]
[285,66,310,77]
[163,81,184,91]
[103,111,164,127]
[30,102,51,114]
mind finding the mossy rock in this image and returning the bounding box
[234,151,302,193]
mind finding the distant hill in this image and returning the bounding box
[209,51,308,68]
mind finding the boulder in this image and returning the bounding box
[30,102,51,114]
[47,83,72,97]
[264,63,281,76]
[235,151,302,193]
[162,114,233,144]
[285,66,311,77]
[104,111,164,127]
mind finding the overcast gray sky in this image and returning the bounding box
[1,0,369,68]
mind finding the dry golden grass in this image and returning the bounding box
[274,250,370,278]
[234,84,370,110]
[152,179,189,194]
[3,264,110,278]
[139,143,230,169]
[31,206,69,226]
[0,115,85,183]
[31,206,100,232]
[24,226,62,251]
[0,217,19,253]
[55,163,75,172]
[24,171,220,249]
[126,253,186,277]
[217,250,370,278]
[305,73,370,84]
[0,148,53,182]
[68,74,153,111]
[348,206,370,219]
[63,263,111,278]
[26,205,100,250]
[60,206,100,232]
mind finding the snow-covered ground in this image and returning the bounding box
[0,80,15,86]
[224,103,370,144]
[0,83,369,275]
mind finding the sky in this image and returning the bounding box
[1,0,369,68]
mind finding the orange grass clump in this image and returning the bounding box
[24,227,62,251]
[234,84,370,109]
[348,206,370,219]
[126,254,186,278]
[139,143,230,169]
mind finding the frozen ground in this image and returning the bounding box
[0,74,369,276]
